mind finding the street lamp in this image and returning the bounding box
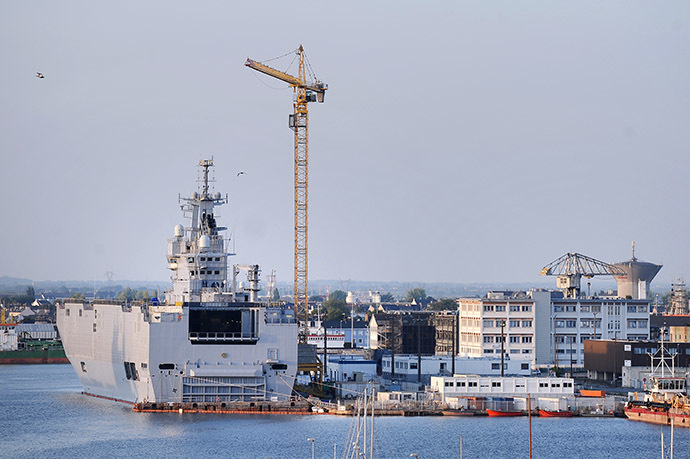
[499,320,506,377]
[307,438,315,459]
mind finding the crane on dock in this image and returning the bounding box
[245,46,328,341]
[540,252,626,298]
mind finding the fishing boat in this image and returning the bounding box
[538,409,573,417]
[486,409,522,417]
[442,409,475,416]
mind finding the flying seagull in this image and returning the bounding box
[36,72,45,79]
[237,171,246,176]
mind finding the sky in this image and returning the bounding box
[1,1,688,288]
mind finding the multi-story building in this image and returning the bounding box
[456,290,552,365]
[551,298,650,367]
[457,290,651,369]
[433,312,458,355]
[369,312,436,355]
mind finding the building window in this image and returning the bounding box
[496,305,506,312]
[484,336,494,343]
[522,349,532,353]
[522,320,532,328]
[509,336,520,343]
[484,305,494,312]
[491,363,500,370]
[483,320,494,328]
[510,305,520,312]
[566,320,577,328]
[492,381,501,387]
[522,336,532,343]
[484,349,494,354]
[509,320,520,328]
[553,305,564,312]
[555,320,565,328]
[522,305,532,312]
[521,363,529,370]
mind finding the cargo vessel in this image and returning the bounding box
[0,339,68,364]
[56,159,299,406]
[624,335,690,427]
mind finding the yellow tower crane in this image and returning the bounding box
[245,45,328,341]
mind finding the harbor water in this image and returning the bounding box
[1,364,687,458]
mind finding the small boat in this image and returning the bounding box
[442,410,475,416]
[486,409,522,417]
[538,409,573,417]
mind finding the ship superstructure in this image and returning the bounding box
[57,159,298,405]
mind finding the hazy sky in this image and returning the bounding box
[1,2,688,288]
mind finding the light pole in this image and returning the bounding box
[500,320,506,377]
[307,438,315,459]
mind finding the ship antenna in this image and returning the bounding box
[199,158,214,197]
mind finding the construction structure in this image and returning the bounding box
[611,243,662,300]
[667,279,689,315]
[540,252,626,299]
[245,46,328,339]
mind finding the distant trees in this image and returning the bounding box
[0,286,37,305]
[322,290,350,321]
[405,288,427,303]
[329,290,347,301]
[380,292,395,303]
[428,298,457,311]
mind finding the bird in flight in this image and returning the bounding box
[237,171,246,177]
[36,72,45,79]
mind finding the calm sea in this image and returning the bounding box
[0,364,686,458]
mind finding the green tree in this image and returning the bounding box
[323,298,349,321]
[405,288,427,303]
[116,287,137,302]
[380,292,394,303]
[428,298,457,311]
[272,288,280,301]
[25,286,36,303]
[135,290,151,301]
[329,290,347,301]
[69,292,86,300]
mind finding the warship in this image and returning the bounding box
[56,159,299,408]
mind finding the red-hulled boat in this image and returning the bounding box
[538,409,573,417]
[486,409,522,417]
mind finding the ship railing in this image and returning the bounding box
[188,332,259,342]
[265,317,297,325]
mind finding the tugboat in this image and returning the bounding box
[57,159,300,410]
[624,332,690,427]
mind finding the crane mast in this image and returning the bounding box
[245,46,327,341]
